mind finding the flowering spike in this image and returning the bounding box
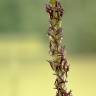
[46,0,72,96]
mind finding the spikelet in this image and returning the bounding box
[46,0,72,96]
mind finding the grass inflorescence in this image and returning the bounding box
[46,0,72,96]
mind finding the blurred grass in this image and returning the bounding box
[0,0,96,53]
[0,0,96,96]
[0,38,96,96]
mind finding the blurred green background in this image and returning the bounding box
[0,0,96,96]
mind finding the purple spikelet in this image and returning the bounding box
[46,0,72,96]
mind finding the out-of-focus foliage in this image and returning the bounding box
[0,0,96,54]
[0,1,96,96]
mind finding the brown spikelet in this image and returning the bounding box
[46,0,72,96]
